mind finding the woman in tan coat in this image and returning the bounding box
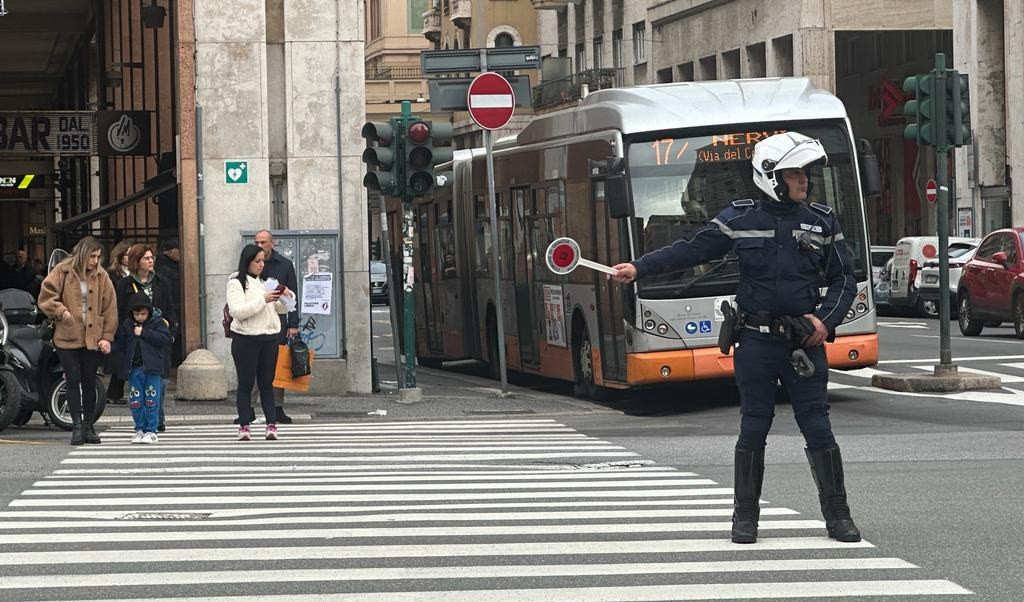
[37,236,118,445]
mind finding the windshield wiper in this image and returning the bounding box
[677,255,739,290]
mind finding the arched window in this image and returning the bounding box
[494,32,515,47]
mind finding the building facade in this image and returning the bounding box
[535,0,1022,244]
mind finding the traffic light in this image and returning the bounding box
[403,119,455,197]
[369,239,381,259]
[946,71,971,147]
[903,73,936,146]
[362,120,402,197]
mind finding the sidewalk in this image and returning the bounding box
[96,362,619,426]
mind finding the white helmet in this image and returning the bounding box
[751,132,828,202]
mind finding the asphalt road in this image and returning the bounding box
[0,310,1019,601]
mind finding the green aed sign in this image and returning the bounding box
[225,161,248,184]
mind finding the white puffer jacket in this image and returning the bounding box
[225,273,289,336]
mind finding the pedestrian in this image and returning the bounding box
[104,240,133,405]
[226,243,294,441]
[37,236,117,446]
[249,229,298,424]
[610,132,861,544]
[13,249,38,296]
[154,239,183,367]
[116,244,177,432]
[112,293,171,444]
[106,241,133,287]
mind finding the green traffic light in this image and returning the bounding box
[408,171,433,196]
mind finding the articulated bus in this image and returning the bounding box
[392,78,880,398]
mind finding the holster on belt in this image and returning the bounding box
[718,300,738,355]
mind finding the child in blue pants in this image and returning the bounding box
[112,293,171,444]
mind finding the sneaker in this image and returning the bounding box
[130,431,144,444]
[265,424,278,440]
[140,432,157,444]
[237,426,251,441]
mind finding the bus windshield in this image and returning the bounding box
[627,122,868,299]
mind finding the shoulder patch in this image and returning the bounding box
[732,199,756,208]
[809,202,833,215]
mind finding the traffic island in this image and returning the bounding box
[871,365,1001,393]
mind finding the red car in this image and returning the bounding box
[957,227,1024,337]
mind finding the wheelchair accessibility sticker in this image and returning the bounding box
[699,320,713,334]
[685,322,698,335]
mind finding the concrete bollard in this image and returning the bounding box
[175,349,227,400]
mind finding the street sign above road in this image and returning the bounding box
[420,46,541,74]
[467,73,515,131]
[926,179,937,204]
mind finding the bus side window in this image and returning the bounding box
[474,194,492,275]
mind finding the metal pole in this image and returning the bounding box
[334,71,347,356]
[379,198,404,388]
[484,129,509,394]
[400,101,416,388]
[195,104,208,347]
[934,53,954,375]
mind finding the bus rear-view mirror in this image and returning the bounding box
[856,138,882,198]
[606,174,630,219]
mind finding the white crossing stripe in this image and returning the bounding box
[912,365,1024,383]
[0,418,969,600]
[837,367,892,378]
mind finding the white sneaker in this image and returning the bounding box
[131,431,144,444]
[140,432,157,444]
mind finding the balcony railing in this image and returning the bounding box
[532,68,623,110]
[365,66,423,80]
[422,6,440,42]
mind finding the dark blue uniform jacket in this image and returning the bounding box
[632,198,858,333]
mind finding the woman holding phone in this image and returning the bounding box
[225,244,294,441]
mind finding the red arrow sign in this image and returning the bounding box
[926,179,937,204]
[467,72,515,131]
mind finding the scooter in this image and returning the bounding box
[0,287,105,431]
[0,310,24,432]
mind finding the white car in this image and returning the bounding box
[870,245,895,284]
[917,241,980,318]
[889,236,980,317]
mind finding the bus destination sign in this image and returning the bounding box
[646,129,787,166]
[0,112,96,156]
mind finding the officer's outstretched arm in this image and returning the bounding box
[630,222,734,280]
[813,221,858,333]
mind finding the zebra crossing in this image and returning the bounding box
[829,358,1024,406]
[0,418,970,601]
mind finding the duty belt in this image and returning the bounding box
[740,313,787,336]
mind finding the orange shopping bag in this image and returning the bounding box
[273,344,314,392]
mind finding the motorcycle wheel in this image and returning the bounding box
[0,371,22,432]
[47,377,107,431]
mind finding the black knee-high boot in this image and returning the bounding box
[82,397,101,444]
[70,416,84,446]
[731,448,764,544]
[805,446,861,542]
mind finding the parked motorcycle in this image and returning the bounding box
[0,286,105,432]
[0,310,23,431]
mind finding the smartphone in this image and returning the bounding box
[275,285,286,294]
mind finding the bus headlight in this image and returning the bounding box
[856,302,867,313]
[846,309,856,320]
[657,323,669,335]
[644,319,656,331]
[661,366,671,377]
[848,350,859,360]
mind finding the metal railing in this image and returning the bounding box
[365,66,424,80]
[532,68,623,110]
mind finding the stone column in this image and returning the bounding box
[283,0,371,394]
[194,1,273,388]
[1005,0,1024,227]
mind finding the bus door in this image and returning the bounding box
[592,179,627,382]
[418,204,443,353]
[512,187,539,366]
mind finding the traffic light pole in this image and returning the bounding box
[933,54,955,375]
[399,100,417,389]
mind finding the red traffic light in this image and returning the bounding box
[408,121,430,144]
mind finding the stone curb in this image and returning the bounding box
[871,373,1002,393]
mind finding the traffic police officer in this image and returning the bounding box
[610,132,861,544]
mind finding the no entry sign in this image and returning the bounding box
[545,237,617,276]
[925,179,937,204]
[467,72,515,130]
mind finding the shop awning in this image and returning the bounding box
[52,169,176,232]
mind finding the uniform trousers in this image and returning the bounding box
[732,330,836,450]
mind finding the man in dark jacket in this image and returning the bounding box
[251,229,298,423]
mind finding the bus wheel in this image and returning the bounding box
[573,325,613,401]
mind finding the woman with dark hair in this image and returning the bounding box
[37,236,117,445]
[104,240,133,405]
[115,244,177,430]
[225,244,294,441]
